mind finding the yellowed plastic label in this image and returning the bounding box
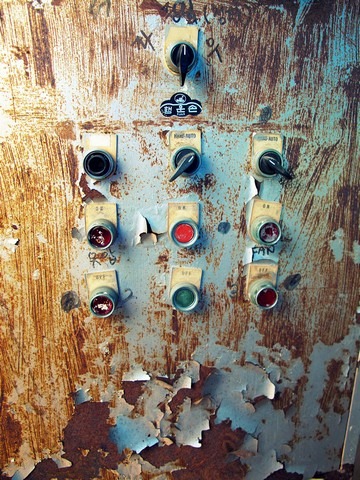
[170,267,202,290]
[82,133,117,159]
[85,203,118,232]
[168,202,199,230]
[86,270,119,295]
[169,130,202,154]
[244,261,278,300]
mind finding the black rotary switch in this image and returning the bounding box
[170,43,196,86]
[169,148,201,182]
[258,151,293,179]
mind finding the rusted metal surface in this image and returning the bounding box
[0,0,359,478]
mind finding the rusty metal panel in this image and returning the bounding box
[0,0,358,479]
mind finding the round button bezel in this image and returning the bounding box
[249,280,278,310]
[170,219,199,248]
[87,219,117,250]
[255,149,284,178]
[89,287,119,317]
[168,41,196,74]
[251,216,282,246]
[170,283,199,313]
[83,150,116,180]
[171,147,201,178]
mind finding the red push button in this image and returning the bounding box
[249,280,278,309]
[251,217,281,246]
[88,225,113,248]
[170,219,198,248]
[89,286,119,317]
[91,295,115,317]
[256,287,278,309]
[87,219,117,250]
[174,222,195,244]
[259,221,281,244]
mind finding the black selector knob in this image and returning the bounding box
[258,151,293,180]
[170,43,196,86]
[169,148,201,182]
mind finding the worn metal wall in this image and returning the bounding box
[0,0,359,479]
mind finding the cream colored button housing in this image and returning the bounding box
[245,261,279,309]
[169,130,202,181]
[86,270,119,317]
[251,132,284,181]
[170,267,202,312]
[168,202,200,248]
[247,197,282,246]
[82,133,117,180]
[85,203,118,249]
[164,26,199,82]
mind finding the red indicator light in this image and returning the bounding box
[91,295,114,316]
[259,222,280,244]
[257,287,278,308]
[88,226,112,248]
[173,222,195,244]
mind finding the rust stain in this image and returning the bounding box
[139,0,176,19]
[0,0,359,477]
[27,6,55,88]
[256,308,308,360]
[66,143,80,197]
[272,387,295,414]
[109,174,132,199]
[155,249,170,265]
[122,380,146,406]
[0,407,22,470]
[81,122,95,131]
[171,309,179,343]
[24,403,123,480]
[168,365,215,414]
[79,173,107,202]
[158,129,169,144]
[319,358,351,415]
[141,419,249,480]
[55,120,76,140]
[109,180,123,199]
[179,172,217,198]
[290,375,309,427]
[11,46,31,79]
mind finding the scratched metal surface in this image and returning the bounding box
[0,0,359,479]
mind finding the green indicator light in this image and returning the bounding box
[174,287,195,309]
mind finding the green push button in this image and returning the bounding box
[171,283,199,312]
[174,288,195,308]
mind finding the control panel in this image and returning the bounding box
[1,1,357,479]
[80,126,293,316]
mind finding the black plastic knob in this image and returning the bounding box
[169,149,200,182]
[170,43,196,86]
[258,151,293,179]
